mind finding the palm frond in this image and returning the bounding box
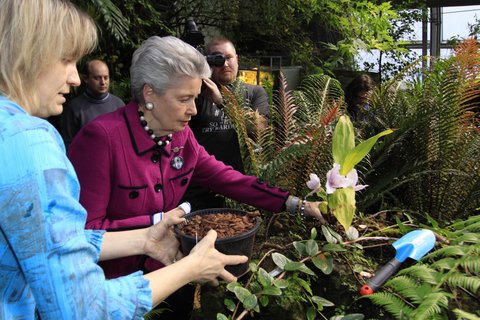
[81,0,130,43]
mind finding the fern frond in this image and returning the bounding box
[366,292,415,319]
[411,290,450,319]
[397,265,441,285]
[359,40,480,219]
[384,276,432,305]
[272,72,299,150]
[221,85,260,176]
[449,215,480,233]
[452,308,480,320]
[458,255,480,275]
[450,233,480,245]
[445,273,480,293]
[431,256,459,271]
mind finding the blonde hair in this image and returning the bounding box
[0,0,98,112]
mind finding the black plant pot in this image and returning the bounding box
[175,208,261,276]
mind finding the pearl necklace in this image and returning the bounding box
[138,111,172,147]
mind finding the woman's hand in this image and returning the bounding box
[202,78,223,105]
[186,230,248,286]
[303,201,327,224]
[143,207,186,265]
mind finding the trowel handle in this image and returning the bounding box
[360,258,402,295]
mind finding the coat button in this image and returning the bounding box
[267,183,274,188]
[154,183,163,192]
[151,154,160,163]
[181,178,188,186]
[129,191,139,199]
[256,178,264,184]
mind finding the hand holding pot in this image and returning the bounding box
[144,207,187,265]
[186,230,249,286]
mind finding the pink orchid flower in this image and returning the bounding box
[326,163,368,194]
[306,173,321,191]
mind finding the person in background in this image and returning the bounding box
[184,37,270,209]
[62,59,124,147]
[344,74,376,122]
[0,1,247,319]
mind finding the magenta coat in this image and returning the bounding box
[68,101,289,278]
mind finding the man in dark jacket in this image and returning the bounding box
[62,59,124,147]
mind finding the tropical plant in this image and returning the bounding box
[305,115,392,231]
[364,215,480,319]
[72,0,130,43]
[222,72,344,197]
[355,38,480,221]
[191,224,375,320]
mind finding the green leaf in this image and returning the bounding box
[272,252,289,269]
[249,281,262,294]
[346,226,359,240]
[312,253,334,275]
[310,227,318,240]
[312,295,335,307]
[321,225,338,244]
[273,279,289,289]
[319,201,329,214]
[284,261,303,271]
[307,307,317,320]
[322,243,347,252]
[257,268,273,287]
[328,187,356,231]
[224,298,235,312]
[296,277,313,295]
[216,313,229,320]
[261,286,283,296]
[259,295,269,307]
[340,129,393,175]
[244,294,258,311]
[396,218,409,234]
[293,241,306,256]
[299,264,316,276]
[330,314,365,320]
[234,286,257,310]
[305,239,319,256]
[332,116,355,165]
[226,282,241,292]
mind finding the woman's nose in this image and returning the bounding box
[68,65,81,87]
[189,101,197,116]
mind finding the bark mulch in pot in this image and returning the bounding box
[179,211,260,239]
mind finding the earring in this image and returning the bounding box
[145,102,154,111]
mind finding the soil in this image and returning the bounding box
[179,211,260,239]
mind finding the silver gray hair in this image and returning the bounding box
[130,36,211,103]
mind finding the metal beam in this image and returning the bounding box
[426,0,480,7]
[430,7,442,57]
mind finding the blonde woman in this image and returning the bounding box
[0,1,246,319]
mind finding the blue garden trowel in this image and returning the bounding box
[360,229,436,295]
